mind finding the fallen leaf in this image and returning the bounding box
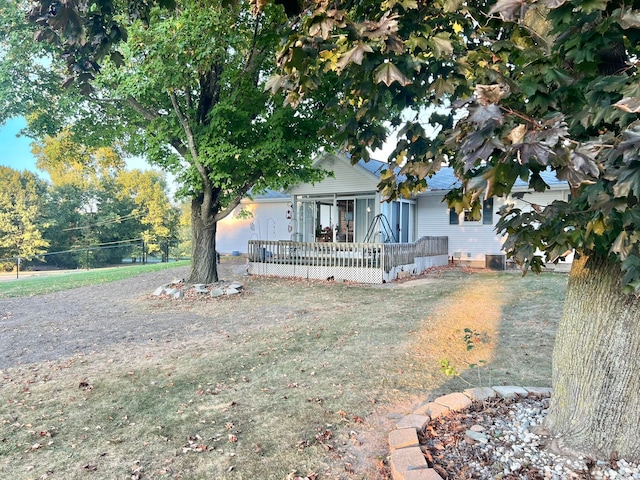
[78,381,94,391]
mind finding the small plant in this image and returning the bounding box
[463,327,481,351]
[438,328,488,386]
[439,359,458,377]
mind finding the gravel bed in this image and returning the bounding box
[421,395,640,479]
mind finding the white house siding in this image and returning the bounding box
[288,154,379,196]
[513,188,570,211]
[216,198,291,254]
[416,186,573,267]
[417,194,506,265]
[512,187,574,265]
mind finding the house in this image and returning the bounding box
[416,167,572,268]
[216,152,572,270]
[216,153,416,253]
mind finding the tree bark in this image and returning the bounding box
[546,253,640,460]
[188,196,218,284]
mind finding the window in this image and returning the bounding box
[464,210,478,222]
[450,198,494,225]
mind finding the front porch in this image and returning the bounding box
[247,236,448,284]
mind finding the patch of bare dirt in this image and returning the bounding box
[0,259,249,369]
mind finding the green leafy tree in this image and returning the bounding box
[5,0,329,283]
[0,167,49,270]
[33,130,178,267]
[113,169,181,259]
[274,0,640,461]
[11,0,640,459]
[172,201,193,261]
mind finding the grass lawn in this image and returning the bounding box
[0,261,190,298]
[0,266,567,479]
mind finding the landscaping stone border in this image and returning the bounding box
[388,385,553,480]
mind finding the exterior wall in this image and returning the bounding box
[416,186,572,266]
[288,154,379,196]
[216,199,291,254]
[417,194,506,264]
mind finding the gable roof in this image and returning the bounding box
[287,153,381,195]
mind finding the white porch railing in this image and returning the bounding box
[247,236,448,284]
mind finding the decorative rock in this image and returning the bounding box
[210,288,224,298]
[389,447,428,480]
[414,402,449,419]
[165,288,178,296]
[465,429,489,444]
[463,387,497,402]
[170,278,184,285]
[229,282,243,290]
[152,286,165,296]
[404,469,443,480]
[172,290,183,299]
[524,386,553,397]
[225,288,240,296]
[193,284,209,294]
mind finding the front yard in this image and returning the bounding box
[0,263,566,479]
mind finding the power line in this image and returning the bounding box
[0,237,145,263]
[60,211,146,232]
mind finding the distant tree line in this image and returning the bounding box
[0,130,187,271]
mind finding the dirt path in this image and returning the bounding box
[0,260,249,370]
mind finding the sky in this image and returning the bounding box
[0,117,152,177]
[0,118,41,173]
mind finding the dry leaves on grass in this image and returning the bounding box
[182,435,209,453]
[287,471,318,480]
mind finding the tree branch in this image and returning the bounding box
[126,97,160,121]
[214,180,258,222]
[169,91,213,221]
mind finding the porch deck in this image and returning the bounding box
[248,236,448,284]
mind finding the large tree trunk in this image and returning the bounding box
[546,253,640,460]
[188,197,218,284]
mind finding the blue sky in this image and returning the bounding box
[0,118,40,173]
[0,117,151,177]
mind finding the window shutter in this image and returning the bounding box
[482,198,494,225]
[449,208,459,225]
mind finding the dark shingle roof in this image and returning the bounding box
[355,160,567,192]
[424,167,566,191]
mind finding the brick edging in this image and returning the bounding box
[388,386,553,480]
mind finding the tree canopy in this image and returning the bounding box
[274,0,640,291]
[3,0,330,282]
[30,130,180,267]
[0,167,49,269]
[13,0,640,460]
[275,0,640,460]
